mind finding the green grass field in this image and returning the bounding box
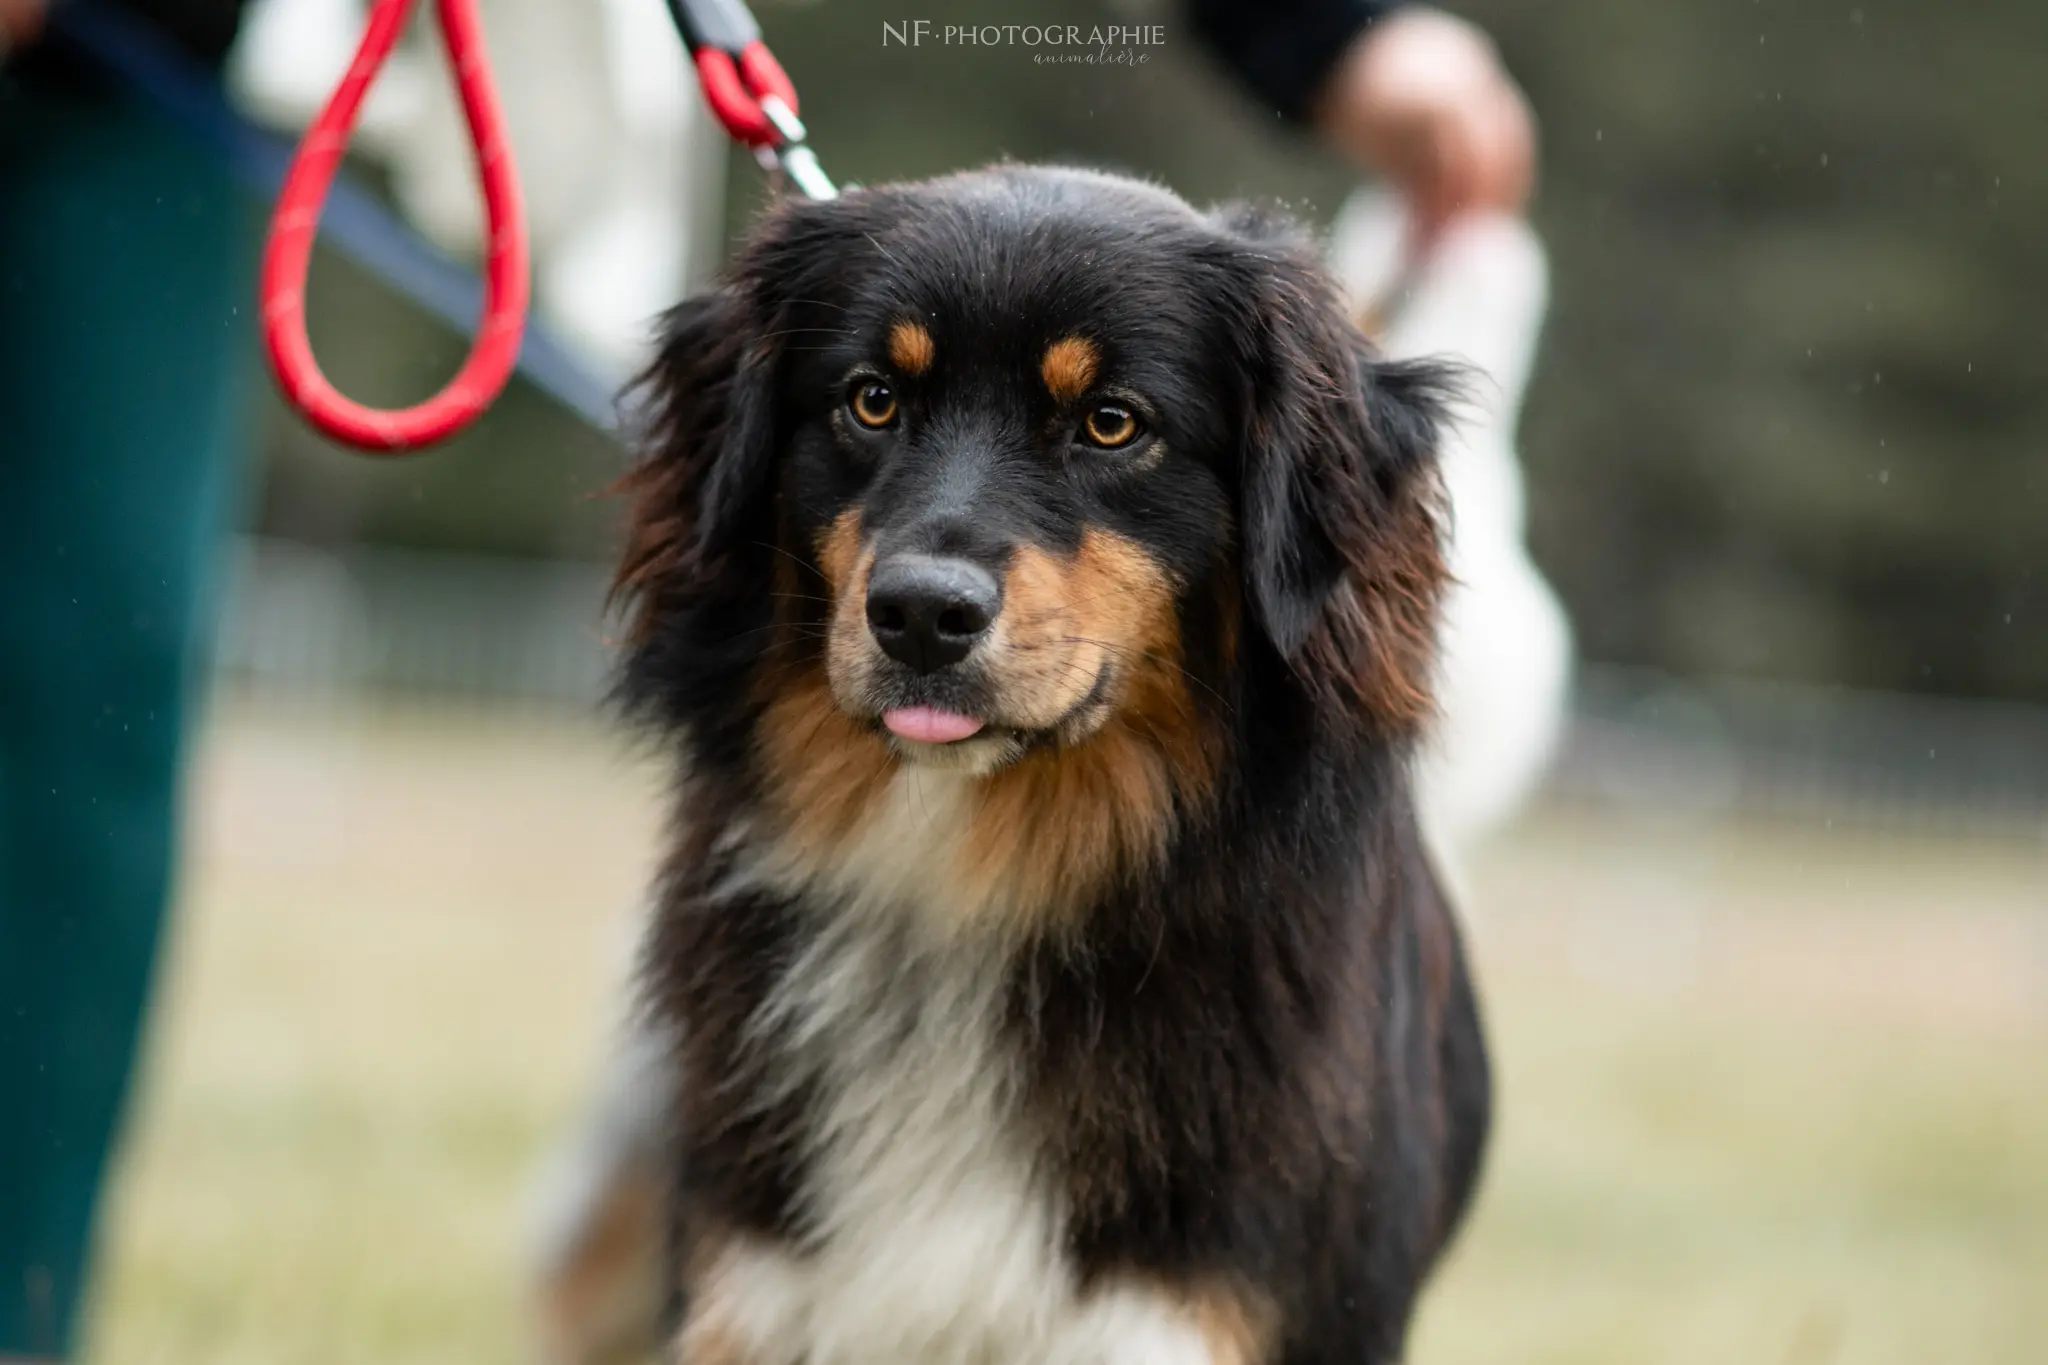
[86,702,2048,1365]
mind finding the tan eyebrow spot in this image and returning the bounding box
[1040,336,1099,404]
[889,320,935,376]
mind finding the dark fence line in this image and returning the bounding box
[1552,666,2048,839]
[215,539,2048,838]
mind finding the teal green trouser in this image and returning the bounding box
[0,72,253,1359]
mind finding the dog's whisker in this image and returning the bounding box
[748,540,827,579]
[1047,636,1238,716]
[754,326,859,343]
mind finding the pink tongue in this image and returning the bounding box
[883,707,986,744]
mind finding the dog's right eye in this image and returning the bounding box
[1080,404,1142,450]
[848,380,899,429]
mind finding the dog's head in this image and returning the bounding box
[618,167,1451,921]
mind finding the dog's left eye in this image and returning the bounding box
[848,380,899,429]
[1080,404,1142,449]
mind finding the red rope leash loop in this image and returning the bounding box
[261,0,529,454]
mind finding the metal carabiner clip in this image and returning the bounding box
[666,0,837,201]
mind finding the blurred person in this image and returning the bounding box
[1188,0,1536,247]
[0,0,255,1358]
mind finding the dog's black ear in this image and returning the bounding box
[613,198,866,643]
[1214,205,1456,735]
[612,281,778,644]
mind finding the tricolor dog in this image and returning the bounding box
[604,165,1490,1365]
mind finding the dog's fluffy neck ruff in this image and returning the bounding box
[740,660,1231,950]
[699,762,1222,1365]
[751,764,999,946]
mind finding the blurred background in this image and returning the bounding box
[13,0,2045,1362]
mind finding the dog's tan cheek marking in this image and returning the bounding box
[1040,336,1099,404]
[815,507,863,597]
[1069,528,1222,842]
[738,511,889,865]
[993,532,1178,727]
[756,667,895,866]
[989,544,1095,727]
[1070,527,1177,661]
[1068,532,1211,771]
[961,530,1220,926]
[889,319,935,376]
[814,507,886,704]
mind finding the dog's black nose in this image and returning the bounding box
[865,554,1001,673]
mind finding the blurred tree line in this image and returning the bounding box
[253,0,2044,703]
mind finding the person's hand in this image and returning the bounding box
[1313,8,1536,243]
[0,0,48,54]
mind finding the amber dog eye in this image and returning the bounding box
[848,380,898,429]
[1080,404,1142,449]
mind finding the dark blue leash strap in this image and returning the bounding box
[47,0,623,438]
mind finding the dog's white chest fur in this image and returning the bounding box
[703,770,1214,1365]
